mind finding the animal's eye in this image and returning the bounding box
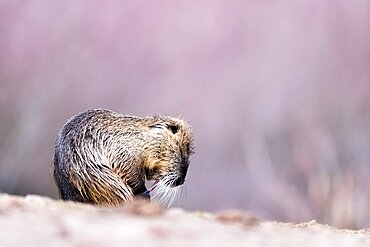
[167,124,178,134]
[152,167,159,173]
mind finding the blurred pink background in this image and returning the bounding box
[1,1,370,228]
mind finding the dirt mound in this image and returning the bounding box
[0,193,369,247]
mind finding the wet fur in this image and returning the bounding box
[53,109,193,206]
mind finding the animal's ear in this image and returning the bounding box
[166,124,178,134]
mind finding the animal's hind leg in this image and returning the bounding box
[53,165,92,203]
[77,167,134,206]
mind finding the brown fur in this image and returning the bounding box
[53,109,193,206]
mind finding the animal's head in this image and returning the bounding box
[143,115,194,189]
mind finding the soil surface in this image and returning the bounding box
[1,193,369,247]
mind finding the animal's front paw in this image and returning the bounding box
[138,190,151,200]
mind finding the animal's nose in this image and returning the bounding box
[174,177,185,186]
[173,161,188,187]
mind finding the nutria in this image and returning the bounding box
[53,109,193,206]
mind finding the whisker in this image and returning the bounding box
[150,173,183,207]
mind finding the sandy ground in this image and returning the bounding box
[0,193,369,247]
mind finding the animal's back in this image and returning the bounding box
[53,109,134,205]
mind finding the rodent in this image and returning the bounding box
[53,109,193,206]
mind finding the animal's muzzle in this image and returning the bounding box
[173,161,188,187]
